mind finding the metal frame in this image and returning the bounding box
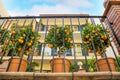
[0,15,119,73]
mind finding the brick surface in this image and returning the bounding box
[104,1,120,54]
[0,72,33,80]
[0,72,120,80]
[34,73,72,80]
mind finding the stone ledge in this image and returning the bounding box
[0,72,33,80]
[0,72,120,80]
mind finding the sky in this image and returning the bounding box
[2,0,105,16]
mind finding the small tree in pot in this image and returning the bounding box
[82,23,116,71]
[8,26,39,72]
[46,26,74,72]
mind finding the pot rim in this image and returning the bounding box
[9,56,29,64]
[50,58,70,63]
[94,57,115,63]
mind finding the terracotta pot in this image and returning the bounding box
[8,57,28,72]
[50,58,70,72]
[0,61,9,72]
[95,57,116,72]
[0,52,2,56]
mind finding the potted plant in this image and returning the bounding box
[0,28,10,56]
[82,23,116,71]
[26,61,39,72]
[8,26,38,72]
[46,26,74,72]
[33,42,41,56]
[115,56,120,72]
[82,57,96,72]
[69,62,79,72]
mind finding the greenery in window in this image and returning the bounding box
[82,24,110,55]
[46,26,74,57]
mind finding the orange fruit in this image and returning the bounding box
[95,33,98,36]
[32,29,35,32]
[3,41,7,45]
[70,45,74,48]
[11,31,15,35]
[23,34,26,37]
[68,38,72,41]
[29,48,32,51]
[66,32,69,35]
[90,68,94,72]
[107,43,110,46]
[85,35,89,38]
[30,40,33,43]
[89,39,91,41]
[27,43,32,46]
[18,47,22,51]
[64,30,67,32]
[101,40,104,43]
[101,35,105,39]
[87,34,90,36]
[104,36,108,39]
[67,40,70,42]
[4,40,7,43]
[21,28,25,30]
[18,39,24,44]
[48,44,53,48]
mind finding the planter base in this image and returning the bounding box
[8,57,28,72]
[95,57,116,72]
[78,69,86,72]
[50,58,70,72]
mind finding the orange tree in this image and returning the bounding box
[0,28,10,47]
[46,26,74,57]
[82,24,110,55]
[10,26,38,56]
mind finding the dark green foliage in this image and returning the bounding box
[116,56,120,72]
[82,57,96,72]
[69,62,79,72]
[26,61,39,72]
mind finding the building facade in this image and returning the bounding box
[103,0,120,55]
[0,0,9,17]
[0,0,119,73]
